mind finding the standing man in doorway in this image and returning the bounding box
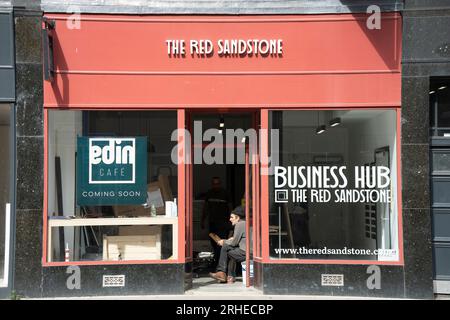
[201,176,232,268]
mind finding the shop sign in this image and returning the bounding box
[165,39,283,57]
[274,165,392,204]
[76,137,147,205]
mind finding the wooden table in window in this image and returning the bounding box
[47,217,178,262]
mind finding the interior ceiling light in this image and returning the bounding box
[316,111,326,135]
[438,86,448,90]
[219,115,225,128]
[329,117,341,127]
[316,125,326,135]
[429,90,436,95]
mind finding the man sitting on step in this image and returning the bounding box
[209,206,246,284]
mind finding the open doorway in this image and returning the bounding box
[188,112,257,293]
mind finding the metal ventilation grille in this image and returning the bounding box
[321,274,344,287]
[365,203,377,239]
[102,275,125,287]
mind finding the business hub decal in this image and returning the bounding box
[76,137,147,205]
[274,165,391,204]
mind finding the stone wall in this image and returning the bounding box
[401,0,450,298]
[13,0,44,297]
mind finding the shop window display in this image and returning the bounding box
[268,110,399,261]
[46,110,178,263]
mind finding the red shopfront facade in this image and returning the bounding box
[42,13,403,297]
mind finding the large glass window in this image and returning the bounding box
[268,110,399,261]
[46,110,178,263]
[0,104,11,284]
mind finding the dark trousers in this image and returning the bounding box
[216,243,246,277]
[210,227,230,269]
[210,239,221,269]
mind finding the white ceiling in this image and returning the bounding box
[338,110,388,123]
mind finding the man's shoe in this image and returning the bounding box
[209,271,227,283]
[227,276,236,284]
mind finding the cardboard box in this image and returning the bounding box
[157,174,174,202]
[119,225,161,236]
[103,234,161,261]
[114,175,174,217]
[113,204,150,217]
[147,175,174,215]
[147,182,166,215]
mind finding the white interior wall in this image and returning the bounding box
[348,111,398,260]
[48,111,82,260]
[282,111,349,249]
